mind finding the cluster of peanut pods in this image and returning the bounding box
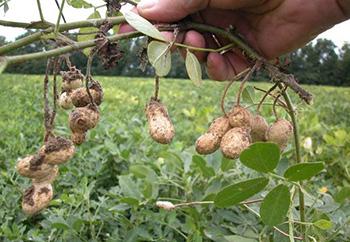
[17,67,103,215]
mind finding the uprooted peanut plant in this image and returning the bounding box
[1,0,344,241]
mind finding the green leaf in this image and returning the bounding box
[185,49,202,86]
[221,157,234,172]
[192,155,215,178]
[119,175,141,199]
[147,41,171,77]
[314,219,333,230]
[260,185,291,226]
[51,218,70,230]
[333,187,350,203]
[242,86,255,104]
[66,0,93,8]
[239,142,280,173]
[77,11,101,56]
[123,11,165,41]
[214,177,269,208]
[284,162,324,181]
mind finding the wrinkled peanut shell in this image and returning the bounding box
[146,99,175,144]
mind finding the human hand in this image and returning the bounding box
[123,0,349,81]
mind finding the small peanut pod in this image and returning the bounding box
[266,119,293,150]
[69,105,100,133]
[22,183,53,215]
[58,92,73,110]
[146,99,175,144]
[71,86,103,107]
[220,127,251,159]
[251,115,269,142]
[228,106,252,128]
[71,132,86,146]
[61,66,84,91]
[39,136,75,165]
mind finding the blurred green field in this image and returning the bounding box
[0,74,350,241]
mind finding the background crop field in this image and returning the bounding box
[0,74,350,241]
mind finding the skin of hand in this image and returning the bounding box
[121,0,350,81]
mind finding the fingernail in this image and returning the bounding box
[138,0,158,10]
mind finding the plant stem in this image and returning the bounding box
[54,0,66,35]
[3,31,140,65]
[36,0,45,22]
[185,22,262,61]
[0,16,125,55]
[279,84,307,241]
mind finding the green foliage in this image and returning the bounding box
[123,11,165,41]
[185,49,203,86]
[0,75,350,241]
[314,219,333,230]
[66,0,93,8]
[284,162,325,181]
[147,41,171,77]
[78,11,101,56]
[239,142,280,173]
[214,178,269,208]
[260,185,290,226]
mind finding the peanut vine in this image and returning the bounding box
[0,0,328,241]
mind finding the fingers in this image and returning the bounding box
[179,30,207,62]
[206,51,250,81]
[137,0,209,22]
[137,0,268,22]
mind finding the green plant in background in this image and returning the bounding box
[0,0,350,241]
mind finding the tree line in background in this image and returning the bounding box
[1,31,349,86]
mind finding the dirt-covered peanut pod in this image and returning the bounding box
[71,132,86,145]
[266,119,293,150]
[71,83,103,107]
[69,104,100,133]
[145,99,175,144]
[61,66,84,91]
[39,136,75,165]
[251,115,269,142]
[32,166,59,185]
[195,132,221,155]
[208,116,231,138]
[228,106,253,128]
[16,155,55,179]
[58,91,73,110]
[22,183,53,215]
[220,127,251,159]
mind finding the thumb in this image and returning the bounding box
[137,0,209,22]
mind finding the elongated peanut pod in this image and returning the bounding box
[146,99,175,144]
[208,116,231,138]
[16,155,55,179]
[195,133,221,155]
